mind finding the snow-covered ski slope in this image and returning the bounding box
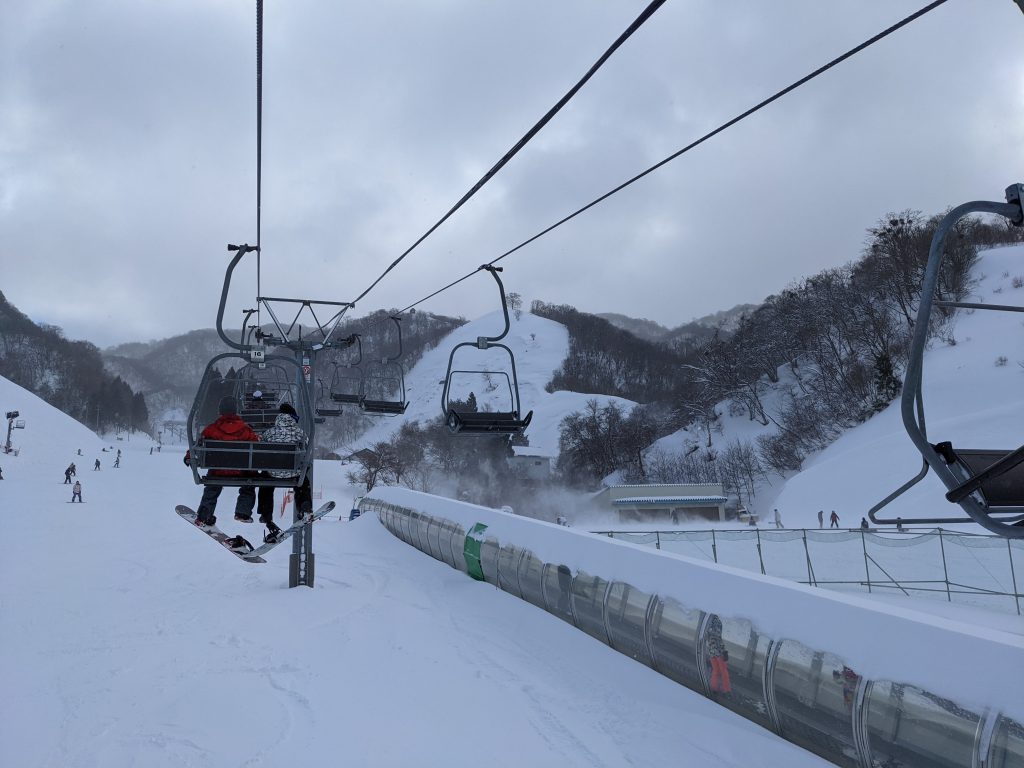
[0,375,824,767]
[354,309,635,458]
[651,244,1024,531]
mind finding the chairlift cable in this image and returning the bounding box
[395,0,952,316]
[350,0,668,307]
[256,0,264,330]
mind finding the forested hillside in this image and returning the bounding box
[0,292,149,434]
[557,210,1024,501]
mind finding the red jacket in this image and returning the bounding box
[201,414,261,442]
[185,414,261,476]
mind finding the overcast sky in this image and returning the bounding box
[2,0,1023,348]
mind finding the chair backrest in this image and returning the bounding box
[197,439,300,473]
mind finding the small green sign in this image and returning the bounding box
[463,522,488,581]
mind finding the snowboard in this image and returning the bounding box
[175,501,335,563]
[241,502,336,560]
[175,505,267,562]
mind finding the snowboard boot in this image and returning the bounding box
[224,535,254,554]
[234,513,254,523]
[263,520,282,544]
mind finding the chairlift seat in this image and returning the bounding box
[362,399,408,416]
[936,443,1024,507]
[446,409,532,435]
[195,439,305,487]
[330,393,363,405]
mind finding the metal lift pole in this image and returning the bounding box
[289,341,317,588]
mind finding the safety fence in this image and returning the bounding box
[594,528,1024,616]
[360,494,1023,768]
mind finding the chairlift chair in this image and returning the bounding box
[869,183,1024,538]
[237,367,285,434]
[329,335,365,406]
[362,316,409,416]
[315,378,343,418]
[441,266,533,436]
[187,353,314,488]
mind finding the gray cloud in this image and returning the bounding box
[3,0,1023,346]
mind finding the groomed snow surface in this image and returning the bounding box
[0,376,825,767]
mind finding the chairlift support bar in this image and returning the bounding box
[257,297,354,348]
[934,301,1024,313]
[869,183,1024,537]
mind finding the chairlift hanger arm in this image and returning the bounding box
[216,244,259,351]
[479,265,511,346]
[386,316,404,363]
[901,192,1022,445]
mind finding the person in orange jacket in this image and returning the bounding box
[707,614,732,695]
[184,396,270,529]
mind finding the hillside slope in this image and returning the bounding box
[0,375,825,768]
[650,245,1024,532]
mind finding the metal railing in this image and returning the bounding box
[594,527,1024,616]
[362,497,1024,768]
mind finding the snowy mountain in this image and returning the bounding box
[599,303,758,343]
[0,373,107,467]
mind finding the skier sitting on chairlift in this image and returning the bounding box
[260,402,314,532]
[183,396,278,539]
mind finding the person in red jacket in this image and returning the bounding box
[184,396,268,529]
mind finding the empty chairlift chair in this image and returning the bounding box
[187,354,313,489]
[441,266,533,436]
[314,377,343,419]
[361,316,409,416]
[329,335,365,407]
[869,182,1024,538]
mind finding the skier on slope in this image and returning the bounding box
[183,396,267,530]
[71,480,83,503]
[258,402,310,541]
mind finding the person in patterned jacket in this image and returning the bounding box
[260,402,313,531]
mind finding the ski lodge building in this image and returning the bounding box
[507,446,552,481]
[595,483,728,523]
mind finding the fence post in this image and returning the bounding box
[937,529,952,603]
[802,529,814,586]
[861,530,872,593]
[755,528,766,575]
[711,529,718,563]
[655,531,661,550]
[1008,538,1021,616]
